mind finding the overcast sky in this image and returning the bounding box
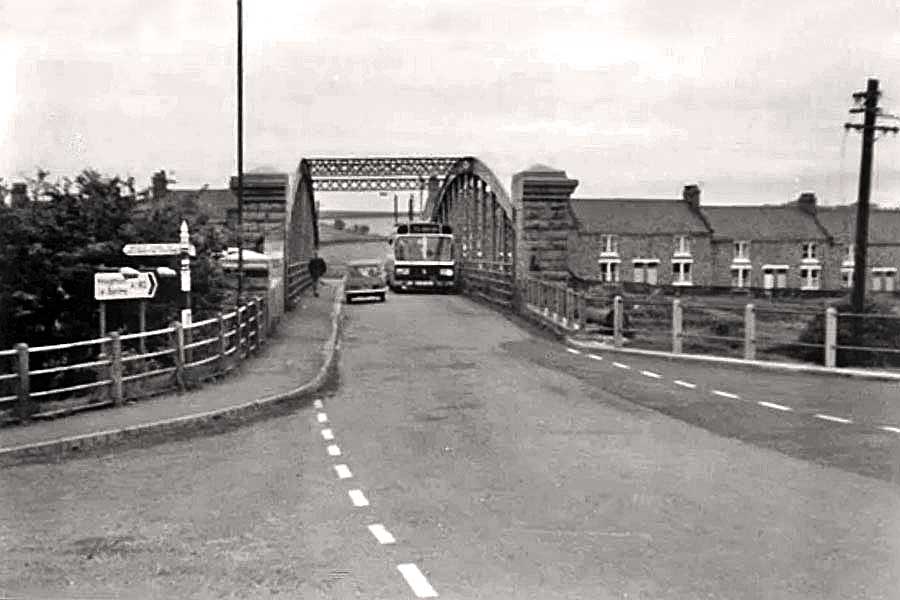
[2,0,900,210]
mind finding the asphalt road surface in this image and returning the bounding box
[2,292,900,599]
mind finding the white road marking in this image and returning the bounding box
[880,426,900,434]
[334,464,353,479]
[758,401,792,412]
[712,390,740,399]
[674,380,697,389]
[397,563,439,598]
[368,524,396,544]
[613,362,631,370]
[317,412,328,423]
[815,413,852,424]
[567,348,581,355]
[348,489,370,507]
[321,428,334,441]
[588,354,603,361]
[640,370,661,379]
[327,444,341,456]
[313,399,323,409]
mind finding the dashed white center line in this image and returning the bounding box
[674,380,697,389]
[317,412,328,424]
[313,399,323,409]
[397,563,439,598]
[327,444,341,456]
[712,390,740,399]
[880,426,900,434]
[640,370,661,379]
[334,464,353,479]
[758,401,792,412]
[567,348,582,355]
[321,428,334,441]
[588,354,603,361]
[613,362,631,370]
[367,524,396,544]
[348,489,370,507]
[815,413,852,424]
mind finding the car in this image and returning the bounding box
[344,259,388,303]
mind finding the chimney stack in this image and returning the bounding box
[796,192,817,215]
[682,184,701,210]
[10,183,28,208]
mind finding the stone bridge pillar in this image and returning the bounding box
[512,165,579,292]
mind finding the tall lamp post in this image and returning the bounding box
[236,0,245,310]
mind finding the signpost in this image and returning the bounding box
[94,272,158,301]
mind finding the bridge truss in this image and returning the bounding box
[306,157,460,192]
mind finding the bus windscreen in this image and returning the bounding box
[394,235,453,261]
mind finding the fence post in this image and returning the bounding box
[253,299,262,352]
[613,295,624,347]
[235,306,244,360]
[173,322,185,390]
[744,303,756,360]
[15,343,31,421]
[825,307,837,368]
[577,293,587,331]
[217,312,227,375]
[109,332,124,405]
[672,299,683,354]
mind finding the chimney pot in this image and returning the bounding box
[682,184,701,210]
[796,192,817,214]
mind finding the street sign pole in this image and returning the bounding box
[179,220,192,327]
[139,300,147,354]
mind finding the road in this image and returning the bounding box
[2,291,900,598]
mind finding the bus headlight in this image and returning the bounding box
[439,268,454,277]
[395,267,410,275]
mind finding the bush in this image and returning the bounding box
[333,219,345,230]
[797,301,900,367]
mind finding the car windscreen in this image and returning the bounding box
[394,235,452,261]
[349,265,382,278]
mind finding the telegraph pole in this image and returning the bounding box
[845,78,899,313]
[236,0,245,309]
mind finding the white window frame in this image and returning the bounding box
[844,243,855,264]
[672,258,693,286]
[632,258,660,285]
[733,240,750,260]
[731,266,751,288]
[762,265,789,290]
[871,267,897,292]
[674,235,691,257]
[802,241,817,261]
[598,258,621,283]
[799,265,821,290]
[840,267,854,288]
[600,234,618,255]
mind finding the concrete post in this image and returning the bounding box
[15,343,31,421]
[613,295,624,347]
[217,312,227,374]
[109,332,124,405]
[744,303,756,360]
[577,293,587,331]
[825,307,838,368]
[672,299,683,354]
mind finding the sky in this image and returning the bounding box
[2,0,900,211]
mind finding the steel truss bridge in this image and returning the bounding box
[307,157,460,192]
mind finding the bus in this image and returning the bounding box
[387,221,457,292]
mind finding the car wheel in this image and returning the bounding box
[378,293,386,302]
[344,294,352,304]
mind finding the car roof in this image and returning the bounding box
[347,259,383,266]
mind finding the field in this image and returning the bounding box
[318,240,390,278]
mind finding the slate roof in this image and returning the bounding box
[816,205,900,244]
[699,205,830,241]
[569,198,711,235]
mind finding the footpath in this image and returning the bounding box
[0,280,344,466]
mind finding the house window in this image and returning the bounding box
[733,241,749,260]
[598,259,620,283]
[841,268,854,288]
[800,266,821,290]
[731,266,751,288]
[632,260,659,285]
[872,268,897,292]
[672,259,692,285]
[600,234,618,254]
[762,266,788,289]
[802,242,817,260]
[674,235,691,256]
